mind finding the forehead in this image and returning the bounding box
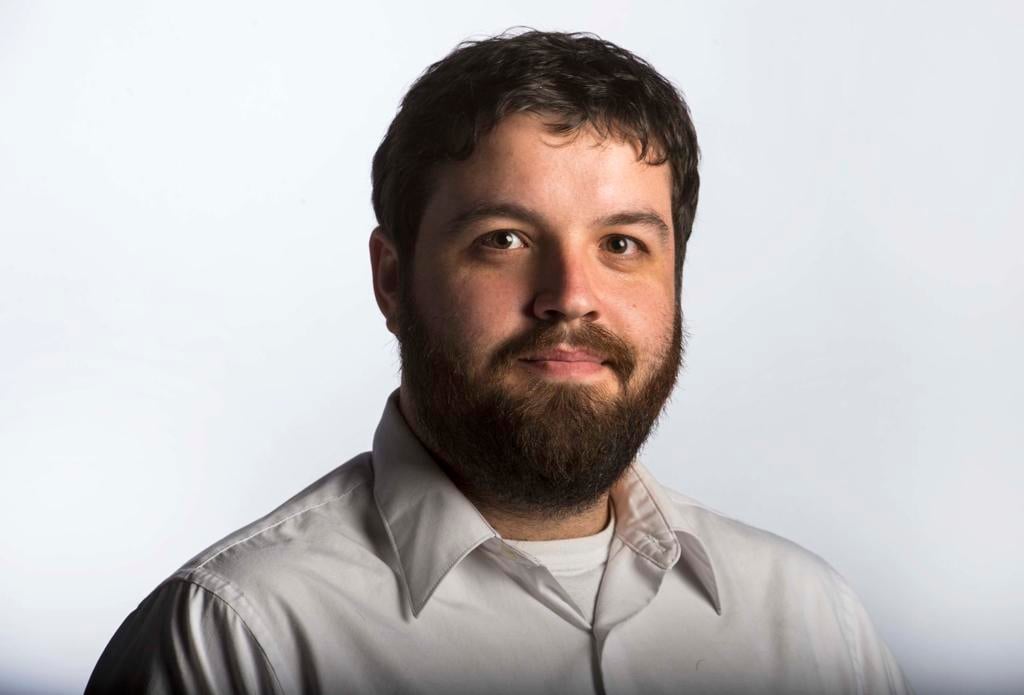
[420,112,673,232]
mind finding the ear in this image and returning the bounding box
[369,226,401,336]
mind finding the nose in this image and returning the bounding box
[530,244,600,323]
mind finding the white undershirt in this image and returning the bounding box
[504,506,616,625]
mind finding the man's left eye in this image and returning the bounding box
[604,236,641,255]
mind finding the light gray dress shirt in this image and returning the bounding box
[87,390,912,694]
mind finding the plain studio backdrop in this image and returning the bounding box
[1,1,1021,693]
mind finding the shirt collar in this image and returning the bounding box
[371,389,722,617]
[371,390,498,617]
[610,462,723,615]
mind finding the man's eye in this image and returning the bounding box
[604,235,642,255]
[479,230,526,250]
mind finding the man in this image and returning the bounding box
[87,30,912,694]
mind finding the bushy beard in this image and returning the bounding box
[395,282,684,520]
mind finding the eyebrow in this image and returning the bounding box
[597,210,671,242]
[445,202,671,243]
[446,202,546,236]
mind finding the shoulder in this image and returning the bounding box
[667,487,917,687]
[88,454,382,694]
[174,452,385,593]
[661,487,843,589]
[660,487,913,693]
[86,573,284,694]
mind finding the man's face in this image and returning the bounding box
[392,111,683,517]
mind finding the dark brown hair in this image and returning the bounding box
[371,29,700,294]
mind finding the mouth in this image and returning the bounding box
[517,346,608,378]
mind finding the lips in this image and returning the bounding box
[520,347,606,363]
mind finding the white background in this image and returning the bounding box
[2,2,1021,693]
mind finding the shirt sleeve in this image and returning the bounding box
[85,577,283,695]
[831,571,915,695]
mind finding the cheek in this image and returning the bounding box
[463,281,527,347]
[419,267,526,350]
[615,288,677,357]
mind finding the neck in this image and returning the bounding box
[398,385,613,541]
[478,495,611,541]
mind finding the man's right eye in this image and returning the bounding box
[478,230,527,250]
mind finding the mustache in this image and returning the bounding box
[489,321,637,382]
